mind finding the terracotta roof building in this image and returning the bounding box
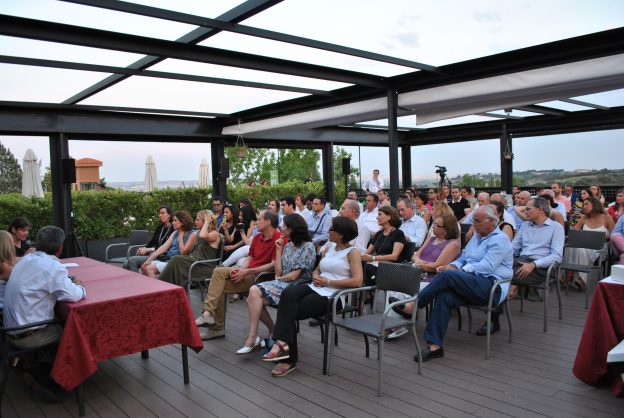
[74,158,103,191]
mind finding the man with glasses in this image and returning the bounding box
[212,197,224,226]
[415,206,513,362]
[195,210,282,340]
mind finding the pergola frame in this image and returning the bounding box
[1,0,624,256]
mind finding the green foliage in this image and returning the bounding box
[333,147,360,189]
[225,181,324,209]
[0,193,53,238]
[277,148,321,182]
[0,141,23,193]
[42,166,52,192]
[225,147,275,185]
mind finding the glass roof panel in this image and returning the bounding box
[1,0,196,41]
[359,114,499,129]
[150,59,350,91]
[487,109,544,117]
[535,101,593,111]
[80,76,307,114]
[0,63,111,102]
[571,88,624,108]
[236,0,624,68]
[0,36,144,67]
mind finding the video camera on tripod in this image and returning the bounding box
[435,165,451,188]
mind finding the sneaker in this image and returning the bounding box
[385,327,408,341]
[199,328,225,340]
[195,311,215,327]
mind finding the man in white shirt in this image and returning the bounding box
[359,193,381,235]
[363,169,384,193]
[377,190,391,207]
[294,193,312,223]
[4,226,86,401]
[338,198,370,254]
[551,182,571,214]
[396,198,427,248]
[347,190,364,214]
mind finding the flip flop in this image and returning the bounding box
[271,363,296,377]
[261,341,290,362]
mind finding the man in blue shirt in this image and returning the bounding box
[307,196,331,247]
[416,206,513,362]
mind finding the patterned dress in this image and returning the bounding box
[257,241,316,306]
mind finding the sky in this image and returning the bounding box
[0,0,623,184]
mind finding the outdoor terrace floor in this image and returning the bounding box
[2,284,622,417]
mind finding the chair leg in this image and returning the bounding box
[322,319,332,376]
[456,307,462,331]
[520,287,525,312]
[364,335,370,358]
[485,308,491,360]
[555,269,563,320]
[543,283,549,332]
[467,307,473,333]
[327,324,335,376]
[377,337,384,397]
[410,326,422,375]
[505,302,513,343]
[0,357,10,415]
[77,383,86,416]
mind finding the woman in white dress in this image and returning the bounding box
[566,197,614,289]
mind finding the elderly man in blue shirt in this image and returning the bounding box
[416,205,513,362]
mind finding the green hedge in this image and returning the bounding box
[0,181,338,240]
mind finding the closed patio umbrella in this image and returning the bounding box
[198,158,209,188]
[21,148,44,197]
[144,155,157,192]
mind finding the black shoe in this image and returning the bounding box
[308,319,320,327]
[475,321,500,336]
[389,297,411,319]
[416,345,444,363]
[526,288,544,302]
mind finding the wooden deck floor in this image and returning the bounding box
[3,287,622,417]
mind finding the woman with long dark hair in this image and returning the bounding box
[236,213,316,354]
[7,217,33,259]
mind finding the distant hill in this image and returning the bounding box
[448,168,624,187]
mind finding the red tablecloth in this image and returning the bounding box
[51,257,203,391]
[572,280,624,397]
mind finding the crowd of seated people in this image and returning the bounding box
[3,180,623,391]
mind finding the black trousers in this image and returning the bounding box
[272,284,330,365]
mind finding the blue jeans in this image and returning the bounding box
[417,270,497,347]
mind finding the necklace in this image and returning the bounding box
[372,228,394,254]
[432,237,444,246]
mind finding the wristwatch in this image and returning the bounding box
[372,255,376,262]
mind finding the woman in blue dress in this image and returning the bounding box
[236,213,316,354]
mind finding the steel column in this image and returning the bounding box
[401,145,412,190]
[49,134,77,257]
[500,125,513,194]
[387,90,400,206]
[322,143,335,204]
[211,141,227,202]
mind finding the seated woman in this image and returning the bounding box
[569,188,591,227]
[158,210,221,287]
[7,217,34,260]
[236,213,316,354]
[218,205,242,260]
[0,230,17,309]
[565,196,614,289]
[222,205,257,267]
[490,200,514,240]
[414,192,431,225]
[141,211,196,278]
[388,213,461,325]
[124,205,174,271]
[361,205,406,285]
[261,216,362,377]
[607,189,624,223]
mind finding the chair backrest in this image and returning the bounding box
[129,230,152,246]
[566,229,606,251]
[375,262,423,295]
[217,234,225,260]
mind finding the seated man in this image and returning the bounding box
[416,206,512,362]
[4,226,86,401]
[396,198,427,248]
[195,210,281,340]
[307,196,331,247]
[359,193,381,235]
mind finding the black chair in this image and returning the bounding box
[0,320,86,416]
[400,241,417,263]
[465,277,513,358]
[105,229,153,265]
[328,262,423,396]
[460,224,472,248]
[515,262,560,332]
[559,229,607,309]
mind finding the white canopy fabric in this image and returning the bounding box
[198,158,209,188]
[222,54,624,135]
[21,148,44,198]
[144,155,157,192]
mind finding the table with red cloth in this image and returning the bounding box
[572,278,624,397]
[51,257,203,391]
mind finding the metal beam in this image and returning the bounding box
[401,145,411,190]
[559,98,610,110]
[515,105,569,117]
[499,125,513,193]
[61,0,441,74]
[0,14,386,88]
[0,55,333,96]
[321,143,334,203]
[387,90,399,205]
[62,0,283,104]
[211,141,227,201]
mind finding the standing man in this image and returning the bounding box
[4,226,86,401]
[449,187,470,222]
[307,196,331,247]
[396,198,427,248]
[551,182,571,214]
[416,206,513,361]
[212,197,224,226]
[196,210,281,339]
[359,193,381,235]
[363,169,384,193]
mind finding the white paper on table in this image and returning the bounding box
[601,276,624,285]
[62,263,80,267]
